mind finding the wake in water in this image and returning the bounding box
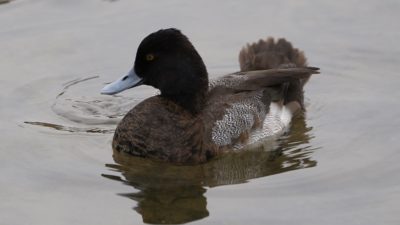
[25,75,154,134]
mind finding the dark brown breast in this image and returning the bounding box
[112,96,218,164]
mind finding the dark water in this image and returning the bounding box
[1,1,400,224]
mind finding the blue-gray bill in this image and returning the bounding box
[101,68,143,95]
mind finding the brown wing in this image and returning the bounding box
[209,67,319,91]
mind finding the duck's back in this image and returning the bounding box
[203,88,272,149]
[203,37,312,150]
[204,83,295,151]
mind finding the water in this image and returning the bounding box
[1,0,400,224]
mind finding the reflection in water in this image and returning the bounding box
[24,121,114,134]
[122,185,208,224]
[103,115,318,224]
[0,0,12,5]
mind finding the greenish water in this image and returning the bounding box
[1,1,399,224]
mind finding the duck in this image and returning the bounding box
[101,28,319,164]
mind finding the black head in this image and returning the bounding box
[101,29,209,113]
[133,29,209,111]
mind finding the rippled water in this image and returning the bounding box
[1,0,400,224]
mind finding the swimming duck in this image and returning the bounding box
[101,28,318,164]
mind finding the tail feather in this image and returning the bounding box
[239,38,307,71]
[238,37,317,110]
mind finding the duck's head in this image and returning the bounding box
[101,29,209,105]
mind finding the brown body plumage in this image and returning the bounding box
[101,29,319,164]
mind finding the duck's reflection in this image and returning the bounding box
[120,185,208,224]
[103,115,317,224]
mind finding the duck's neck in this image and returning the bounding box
[162,91,207,115]
[152,46,209,115]
[160,65,208,115]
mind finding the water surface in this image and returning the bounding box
[1,0,400,224]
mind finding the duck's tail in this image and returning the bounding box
[239,37,313,109]
[239,37,307,70]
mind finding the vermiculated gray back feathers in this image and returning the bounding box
[206,37,316,148]
[209,74,248,90]
[210,90,267,146]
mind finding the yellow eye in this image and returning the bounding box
[146,54,155,61]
